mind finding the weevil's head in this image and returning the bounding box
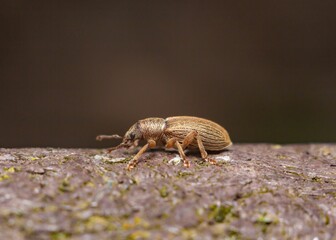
[108,122,142,151]
[122,123,142,147]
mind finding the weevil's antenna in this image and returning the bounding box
[95,133,137,152]
[96,134,122,141]
[96,134,128,153]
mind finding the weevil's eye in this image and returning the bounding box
[129,133,135,140]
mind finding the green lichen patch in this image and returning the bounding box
[176,170,194,178]
[85,215,113,232]
[0,166,21,181]
[158,186,169,198]
[276,154,288,160]
[311,176,323,183]
[255,212,276,225]
[126,230,151,240]
[4,166,20,173]
[255,212,279,234]
[58,178,74,192]
[208,204,233,223]
[0,173,10,181]
[122,216,150,230]
[50,232,71,240]
[61,156,74,163]
[225,229,243,240]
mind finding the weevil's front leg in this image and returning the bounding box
[126,139,156,170]
[166,138,190,167]
[182,130,217,165]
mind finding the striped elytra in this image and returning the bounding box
[164,116,231,151]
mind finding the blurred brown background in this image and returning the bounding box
[1,1,336,148]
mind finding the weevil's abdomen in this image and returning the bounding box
[165,116,232,151]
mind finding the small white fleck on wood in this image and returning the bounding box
[93,154,125,163]
[168,155,182,165]
[0,154,16,161]
[215,155,231,162]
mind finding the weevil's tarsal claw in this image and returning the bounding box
[126,163,135,171]
[96,134,123,141]
[205,157,218,165]
[183,159,191,168]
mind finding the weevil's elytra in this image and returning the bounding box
[96,116,232,170]
[164,116,231,151]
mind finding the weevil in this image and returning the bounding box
[96,116,232,170]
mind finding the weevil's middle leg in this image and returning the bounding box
[126,139,156,170]
[166,138,190,167]
[182,130,217,165]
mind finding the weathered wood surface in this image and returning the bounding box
[0,144,335,240]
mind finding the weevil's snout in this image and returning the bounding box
[121,139,134,148]
[120,137,139,149]
[107,138,138,152]
[107,140,131,152]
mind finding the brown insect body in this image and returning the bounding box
[96,116,232,170]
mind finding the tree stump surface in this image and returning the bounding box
[0,144,335,240]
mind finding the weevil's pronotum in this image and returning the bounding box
[96,116,232,170]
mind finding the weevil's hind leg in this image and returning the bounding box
[166,138,190,167]
[127,139,156,170]
[182,130,217,165]
[181,130,197,149]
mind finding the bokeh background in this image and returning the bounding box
[1,1,336,148]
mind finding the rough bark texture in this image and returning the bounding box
[0,144,335,240]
